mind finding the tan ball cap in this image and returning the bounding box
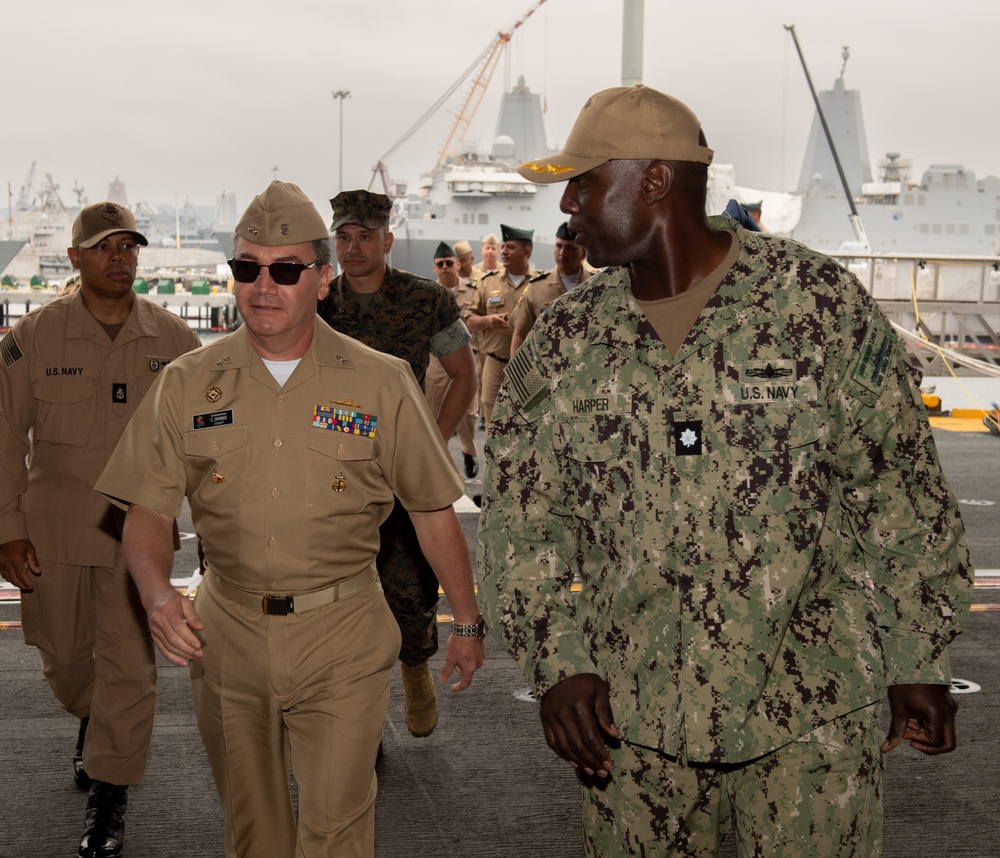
[517,85,714,183]
[235,180,329,247]
[71,202,148,249]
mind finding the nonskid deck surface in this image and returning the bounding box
[1,422,997,857]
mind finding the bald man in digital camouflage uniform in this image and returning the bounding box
[478,85,972,857]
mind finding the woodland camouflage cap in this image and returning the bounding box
[329,190,392,231]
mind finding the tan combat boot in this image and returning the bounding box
[400,661,438,737]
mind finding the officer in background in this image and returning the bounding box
[0,202,199,858]
[509,221,599,354]
[318,191,477,739]
[424,241,480,478]
[453,239,476,282]
[96,181,484,857]
[479,85,972,856]
[470,233,502,279]
[465,224,537,427]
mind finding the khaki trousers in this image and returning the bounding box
[20,547,157,785]
[480,354,508,428]
[424,353,478,457]
[191,573,400,858]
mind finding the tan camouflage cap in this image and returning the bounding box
[517,85,714,184]
[235,180,329,246]
[71,202,148,248]
[329,189,392,231]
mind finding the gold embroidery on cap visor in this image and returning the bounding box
[521,161,575,175]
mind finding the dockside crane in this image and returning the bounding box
[15,161,37,211]
[367,0,548,196]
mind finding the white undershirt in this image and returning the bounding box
[262,357,301,386]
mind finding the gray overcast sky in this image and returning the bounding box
[5,0,998,219]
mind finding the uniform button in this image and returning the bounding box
[277,394,285,402]
[273,438,282,448]
[268,581,278,590]
[271,489,280,498]
[269,537,277,546]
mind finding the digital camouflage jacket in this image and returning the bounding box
[478,219,973,764]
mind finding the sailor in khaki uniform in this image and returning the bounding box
[509,221,599,354]
[0,201,199,858]
[95,181,484,858]
[424,241,481,477]
[465,223,537,426]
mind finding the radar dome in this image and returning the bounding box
[491,135,516,160]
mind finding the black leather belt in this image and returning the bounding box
[487,352,509,364]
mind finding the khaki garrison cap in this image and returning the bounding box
[329,190,393,231]
[235,181,329,246]
[517,84,714,183]
[72,202,148,248]
[453,239,472,255]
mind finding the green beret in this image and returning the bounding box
[500,223,534,243]
[330,189,392,230]
[235,181,329,247]
[434,241,456,259]
[555,222,578,241]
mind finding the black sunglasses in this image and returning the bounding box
[228,258,320,286]
[434,259,456,268]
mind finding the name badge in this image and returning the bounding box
[192,410,234,430]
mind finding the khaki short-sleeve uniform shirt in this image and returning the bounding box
[467,267,537,359]
[0,291,199,564]
[96,320,462,594]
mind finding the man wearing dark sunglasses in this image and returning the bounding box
[96,181,484,857]
[318,190,477,743]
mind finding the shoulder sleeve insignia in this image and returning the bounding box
[1,331,24,368]
[504,346,550,414]
[852,317,895,395]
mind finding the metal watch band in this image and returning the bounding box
[451,614,486,639]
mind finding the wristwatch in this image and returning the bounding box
[451,613,487,640]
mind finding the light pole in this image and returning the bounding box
[332,90,351,193]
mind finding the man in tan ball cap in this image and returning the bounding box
[96,181,484,858]
[1,200,198,858]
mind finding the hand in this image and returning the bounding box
[486,314,511,330]
[438,634,484,691]
[0,539,41,591]
[144,587,206,667]
[881,683,958,755]
[540,673,619,778]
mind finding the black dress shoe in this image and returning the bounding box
[78,782,128,858]
[73,717,92,790]
[463,453,479,478]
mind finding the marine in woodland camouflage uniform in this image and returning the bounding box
[478,86,972,857]
[318,190,477,738]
